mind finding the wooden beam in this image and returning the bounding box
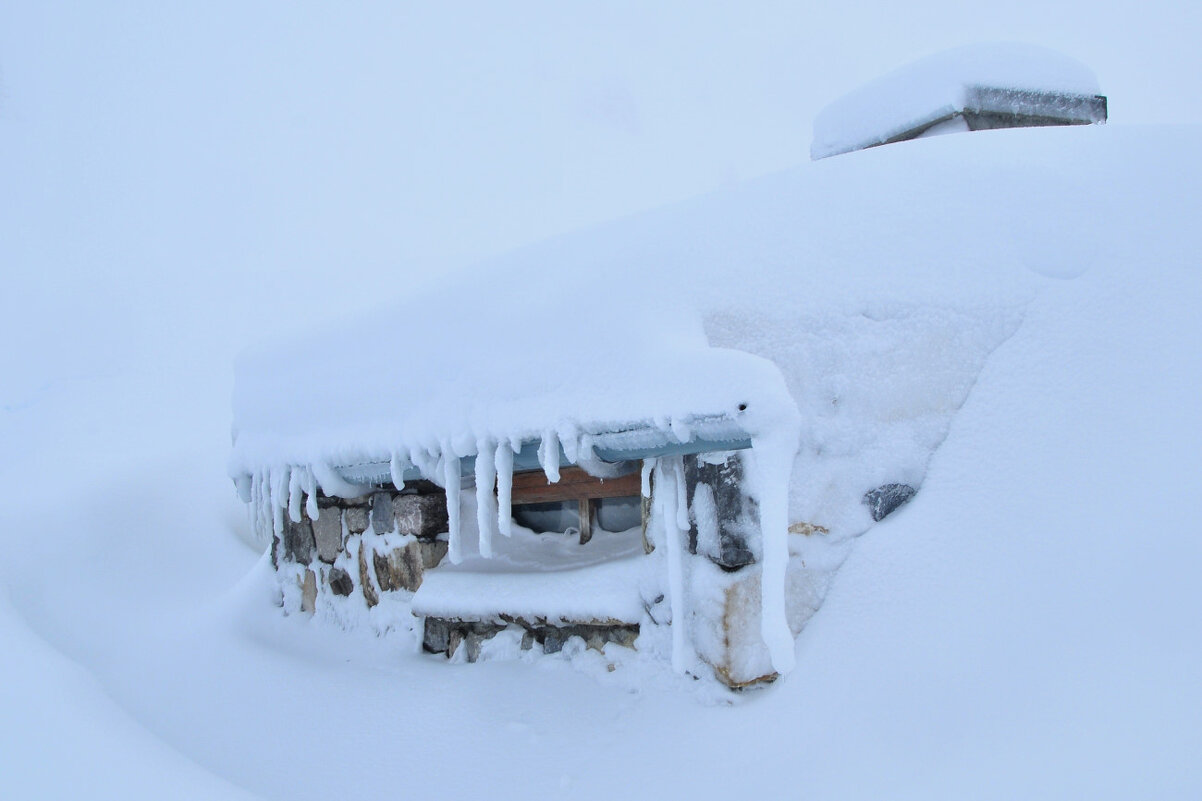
[509,466,641,505]
[578,498,594,545]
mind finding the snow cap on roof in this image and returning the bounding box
[811,43,1104,160]
[229,123,1150,490]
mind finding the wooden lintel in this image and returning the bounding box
[509,466,641,505]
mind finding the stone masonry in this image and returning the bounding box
[273,484,450,616]
[269,456,782,687]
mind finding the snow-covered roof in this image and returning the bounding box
[231,122,1183,533]
[811,43,1105,160]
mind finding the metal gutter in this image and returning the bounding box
[333,414,752,488]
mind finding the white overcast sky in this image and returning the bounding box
[2,1,1199,391]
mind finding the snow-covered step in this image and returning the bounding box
[411,554,646,627]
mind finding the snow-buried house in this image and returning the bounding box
[230,44,1110,688]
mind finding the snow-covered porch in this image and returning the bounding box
[255,420,797,688]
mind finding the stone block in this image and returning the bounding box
[344,507,369,535]
[327,566,353,597]
[787,521,829,536]
[283,518,314,565]
[393,493,449,539]
[373,542,423,593]
[447,627,464,659]
[418,539,449,569]
[541,628,566,654]
[714,573,777,688]
[863,483,916,522]
[313,508,343,564]
[422,617,452,654]
[300,569,317,614]
[372,537,445,593]
[684,452,758,570]
[358,542,378,608]
[370,492,394,534]
[462,625,505,662]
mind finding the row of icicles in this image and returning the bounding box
[245,428,645,564]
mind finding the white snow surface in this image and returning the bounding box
[811,43,1102,159]
[413,553,646,625]
[234,122,1123,546]
[3,122,1202,798]
[412,517,648,624]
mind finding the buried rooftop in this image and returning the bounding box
[230,43,1132,689]
[810,43,1107,159]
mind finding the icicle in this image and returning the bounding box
[538,429,560,483]
[558,423,580,464]
[474,440,498,559]
[641,459,653,498]
[263,472,272,535]
[249,472,261,541]
[311,461,366,500]
[259,473,269,542]
[656,457,689,674]
[303,466,319,520]
[443,450,462,564]
[411,448,441,483]
[747,435,799,675]
[235,474,252,504]
[495,441,514,538]
[389,449,411,491]
[261,471,271,537]
[674,465,691,533]
[287,467,303,523]
[271,468,287,539]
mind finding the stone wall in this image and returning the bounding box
[271,480,646,665]
[273,483,450,618]
[268,455,793,689]
[679,450,783,688]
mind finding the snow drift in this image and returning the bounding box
[3,121,1201,797]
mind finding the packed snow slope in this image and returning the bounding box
[2,124,1201,798]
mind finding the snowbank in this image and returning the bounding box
[233,121,1125,547]
[5,121,1202,798]
[811,43,1103,159]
